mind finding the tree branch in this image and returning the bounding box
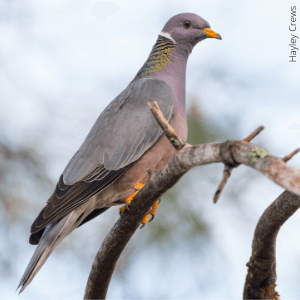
[84,139,300,299]
[213,126,264,203]
[148,101,186,150]
[84,102,300,299]
[243,190,300,299]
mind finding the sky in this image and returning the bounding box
[1,0,300,298]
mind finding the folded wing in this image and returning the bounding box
[30,78,174,242]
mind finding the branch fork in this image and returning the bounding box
[84,102,300,300]
[213,127,264,203]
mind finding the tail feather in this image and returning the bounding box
[17,212,74,293]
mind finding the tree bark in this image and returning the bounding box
[243,190,300,299]
[84,140,300,299]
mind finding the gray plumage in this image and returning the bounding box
[18,78,174,293]
[18,12,221,293]
[64,78,174,184]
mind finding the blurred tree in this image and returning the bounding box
[0,136,53,278]
[187,95,222,145]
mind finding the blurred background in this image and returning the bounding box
[1,0,300,298]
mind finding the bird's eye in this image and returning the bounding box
[183,21,191,29]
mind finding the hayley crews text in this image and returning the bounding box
[289,6,298,62]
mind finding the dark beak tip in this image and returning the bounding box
[217,34,222,40]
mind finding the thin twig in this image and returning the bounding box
[282,148,300,162]
[213,126,265,203]
[243,126,264,142]
[148,101,186,150]
[213,165,233,203]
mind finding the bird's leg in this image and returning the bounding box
[119,183,161,229]
[140,198,161,229]
[149,197,161,222]
[119,182,144,214]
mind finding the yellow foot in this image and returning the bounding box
[140,198,161,229]
[119,182,144,215]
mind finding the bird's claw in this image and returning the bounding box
[139,223,146,229]
[121,186,160,228]
[125,202,130,210]
[119,205,126,215]
[149,214,155,222]
[139,198,160,227]
[119,202,130,215]
[141,213,150,227]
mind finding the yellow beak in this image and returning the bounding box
[203,28,222,40]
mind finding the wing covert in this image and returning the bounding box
[30,77,174,239]
[63,77,174,185]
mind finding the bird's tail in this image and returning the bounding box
[17,212,76,293]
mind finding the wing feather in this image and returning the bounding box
[30,78,174,242]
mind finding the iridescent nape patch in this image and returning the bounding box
[134,35,176,80]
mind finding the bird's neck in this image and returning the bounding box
[133,35,189,115]
[133,36,176,80]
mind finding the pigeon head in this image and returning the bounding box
[161,13,221,52]
[133,13,221,82]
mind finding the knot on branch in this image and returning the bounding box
[147,168,158,178]
[219,141,240,168]
[246,255,275,272]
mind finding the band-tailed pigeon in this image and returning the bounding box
[18,13,221,292]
